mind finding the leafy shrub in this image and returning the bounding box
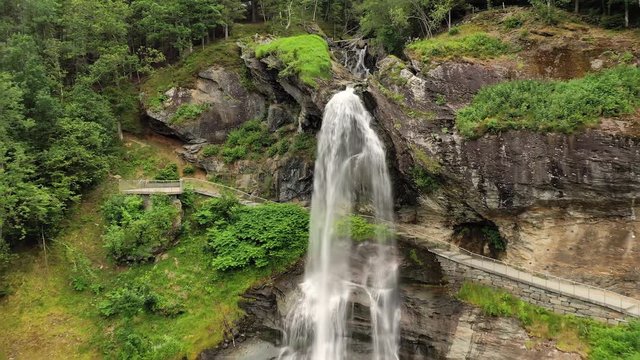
[255,35,332,88]
[65,244,100,292]
[155,163,180,180]
[0,239,12,296]
[448,27,460,35]
[220,120,275,163]
[290,132,316,158]
[503,16,523,29]
[170,103,208,124]
[481,226,506,252]
[411,166,439,193]
[457,66,640,137]
[589,321,640,360]
[201,144,220,158]
[98,282,158,317]
[408,33,511,63]
[182,164,195,175]
[102,195,180,263]
[335,215,394,243]
[193,195,240,229]
[103,321,185,360]
[206,203,309,271]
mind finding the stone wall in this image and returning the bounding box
[436,255,628,325]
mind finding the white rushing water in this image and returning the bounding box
[280,87,400,360]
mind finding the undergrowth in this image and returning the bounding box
[408,32,512,64]
[457,66,640,137]
[255,34,332,88]
[458,282,640,359]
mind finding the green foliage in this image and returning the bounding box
[504,15,524,29]
[255,35,332,88]
[170,103,208,124]
[102,195,180,263]
[411,166,440,193]
[529,0,569,25]
[457,66,640,137]
[458,282,640,359]
[182,164,195,175]
[335,215,394,243]
[589,321,640,360]
[206,203,309,271]
[155,163,180,181]
[193,195,240,229]
[201,144,221,158]
[220,120,275,163]
[408,33,511,63]
[64,244,100,293]
[290,132,317,158]
[448,27,460,35]
[481,226,506,252]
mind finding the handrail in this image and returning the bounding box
[117,178,640,316]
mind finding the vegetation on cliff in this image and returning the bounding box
[255,34,332,87]
[459,282,640,359]
[457,66,640,137]
[408,32,512,64]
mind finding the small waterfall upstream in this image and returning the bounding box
[279,87,400,360]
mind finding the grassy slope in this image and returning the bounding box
[0,136,287,359]
[458,282,640,359]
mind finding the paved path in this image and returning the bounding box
[397,224,640,318]
[120,178,640,318]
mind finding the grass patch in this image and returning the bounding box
[255,34,332,88]
[458,282,640,359]
[170,103,208,124]
[456,66,640,137]
[408,32,512,64]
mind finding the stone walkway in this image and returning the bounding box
[397,224,640,318]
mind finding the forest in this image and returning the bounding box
[1,0,640,358]
[1,0,638,272]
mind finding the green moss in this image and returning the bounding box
[458,282,640,359]
[457,66,640,137]
[411,166,439,194]
[408,33,512,64]
[255,35,332,88]
[170,103,208,124]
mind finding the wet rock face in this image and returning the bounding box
[146,66,266,143]
[373,53,640,296]
[205,239,579,360]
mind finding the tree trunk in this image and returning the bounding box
[252,0,257,22]
[313,0,318,21]
[285,0,293,30]
[224,24,229,39]
[574,0,579,13]
[448,10,452,31]
[625,0,629,27]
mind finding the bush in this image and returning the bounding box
[65,244,100,292]
[103,321,185,360]
[206,203,309,271]
[481,226,506,252]
[408,33,511,63]
[155,163,180,180]
[98,282,158,317]
[193,195,240,229]
[448,27,460,35]
[220,120,275,163]
[102,195,180,263]
[335,215,394,243]
[170,103,208,124]
[503,16,523,29]
[457,66,640,137]
[255,35,332,88]
[411,166,439,193]
[182,164,195,175]
[201,144,220,158]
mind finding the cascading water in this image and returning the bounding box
[280,87,400,360]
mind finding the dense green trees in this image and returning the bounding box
[0,0,247,256]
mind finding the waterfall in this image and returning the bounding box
[280,87,400,360]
